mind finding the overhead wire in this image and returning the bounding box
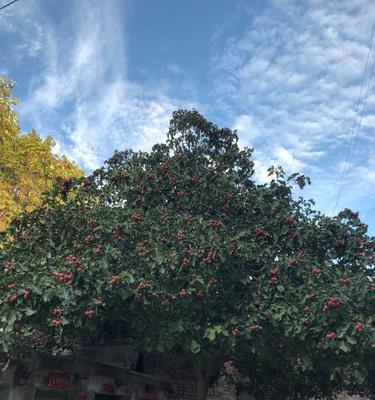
[332,23,375,216]
[0,0,19,11]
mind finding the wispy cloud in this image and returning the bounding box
[211,0,375,216]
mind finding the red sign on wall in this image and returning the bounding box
[48,372,71,389]
[103,383,115,393]
[145,392,160,400]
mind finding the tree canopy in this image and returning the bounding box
[0,109,374,399]
[0,76,83,231]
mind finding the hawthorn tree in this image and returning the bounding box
[0,110,374,399]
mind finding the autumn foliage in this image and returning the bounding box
[0,77,83,231]
[0,109,373,399]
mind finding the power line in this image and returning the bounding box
[332,23,375,216]
[0,0,19,11]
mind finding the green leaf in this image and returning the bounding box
[276,285,285,293]
[191,340,201,354]
[24,308,37,316]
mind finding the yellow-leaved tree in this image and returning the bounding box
[0,77,83,231]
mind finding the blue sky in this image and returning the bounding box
[1,0,375,233]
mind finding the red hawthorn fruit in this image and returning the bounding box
[52,319,61,327]
[84,235,93,244]
[302,319,309,326]
[231,328,240,337]
[7,295,17,303]
[184,215,193,222]
[132,213,142,221]
[288,258,298,266]
[196,290,205,298]
[160,162,169,173]
[249,324,262,332]
[83,177,92,186]
[284,216,294,224]
[307,293,316,301]
[7,283,16,289]
[109,275,121,286]
[334,240,343,248]
[94,245,103,255]
[134,294,143,303]
[168,177,178,186]
[52,309,62,317]
[355,252,364,257]
[268,277,278,286]
[147,173,156,180]
[22,290,30,300]
[339,278,350,286]
[270,268,279,276]
[327,297,340,308]
[112,232,122,240]
[209,277,217,285]
[5,262,15,271]
[94,299,103,305]
[210,219,221,228]
[304,306,310,313]
[355,322,365,332]
[179,289,187,298]
[176,191,184,198]
[84,309,94,318]
[322,304,329,313]
[170,252,177,257]
[370,284,375,292]
[371,343,375,350]
[312,268,321,274]
[190,174,199,183]
[137,282,148,291]
[325,332,336,340]
[317,342,324,349]
[182,258,190,267]
[177,231,185,241]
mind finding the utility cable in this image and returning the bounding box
[0,0,19,11]
[332,23,375,216]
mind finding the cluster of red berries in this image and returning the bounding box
[66,255,82,272]
[137,282,148,291]
[339,277,350,286]
[58,178,71,194]
[196,290,204,298]
[82,177,92,186]
[84,309,94,318]
[177,231,185,241]
[22,290,30,300]
[132,213,142,221]
[84,235,94,244]
[268,268,279,286]
[182,258,190,267]
[322,297,340,312]
[249,324,262,332]
[55,270,73,285]
[179,288,187,298]
[325,331,336,340]
[209,219,222,228]
[109,275,121,286]
[176,191,184,198]
[147,173,156,180]
[190,174,199,183]
[52,319,61,326]
[255,227,270,239]
[203,251,213,266]
[307,293,316,301]
[168,177,178,186]
[4,262,15,271]
[160,162,169,173]
[231,327,240,336]
[183,215,193,222]
[355,322,365,332]
[112,232,122,240]
[284,216,295,224]
[7,295,17,303]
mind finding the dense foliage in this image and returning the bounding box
[0,109,373,399]
[0,76,83,231]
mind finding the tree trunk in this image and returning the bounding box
[194,359,218,400]
[195,365,210,400]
